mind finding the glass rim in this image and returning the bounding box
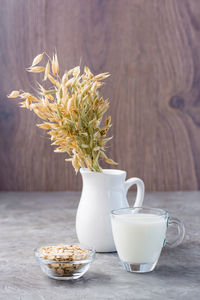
[111,206,168,217]
[34,243,96,264]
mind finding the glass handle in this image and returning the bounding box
[165,217,185,248]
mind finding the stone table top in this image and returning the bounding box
[0,191,199,300]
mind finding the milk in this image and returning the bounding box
[111,213,167,264]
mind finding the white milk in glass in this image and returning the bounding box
[111,213,167,264]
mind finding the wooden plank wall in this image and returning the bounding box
[0,0,200,191]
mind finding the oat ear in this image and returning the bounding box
[7,90,20,98]
[9,51,116,172]
[51,53,59,75]
[27,66,45,73]
[44,61,50,80]
[31,53,44,67]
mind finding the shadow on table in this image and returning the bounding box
[47,271,111,287]
[47,240,200,286]
[153,240,200,284]
[155,264,199,281]
[161,239,200,258]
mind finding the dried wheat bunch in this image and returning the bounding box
[8,52,117,172]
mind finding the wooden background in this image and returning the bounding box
[0,0,200,191]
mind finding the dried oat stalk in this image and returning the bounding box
[8,52,117,172]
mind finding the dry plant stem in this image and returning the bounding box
[8,52,117,173]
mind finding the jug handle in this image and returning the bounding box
[124,177,145,207]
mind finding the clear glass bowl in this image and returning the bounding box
[34,244,95,280]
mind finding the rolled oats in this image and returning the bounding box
[38,244,91,276]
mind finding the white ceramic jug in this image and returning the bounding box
[76,168,145,252]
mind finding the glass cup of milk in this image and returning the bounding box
[111,207,185,273]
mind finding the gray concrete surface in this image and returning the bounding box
[0,191,199,299]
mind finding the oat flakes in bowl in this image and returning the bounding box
[34,244,95,280]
